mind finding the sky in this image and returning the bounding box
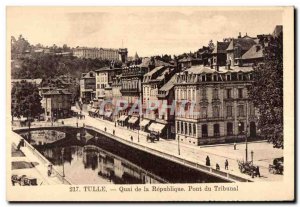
[7,7,283,57]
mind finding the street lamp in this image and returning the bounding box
[238,121,248,162]
[177,135,180,155]
[251,150,254,164]
[61,148,65,178]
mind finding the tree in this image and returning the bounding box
[208,40,215,51]
[11,35,31,56]
[11,81,43,127]
[248,32,283,148]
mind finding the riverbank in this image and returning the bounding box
[10,132,71,185]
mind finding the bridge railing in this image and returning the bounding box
[14,133,72,185]
[85,124,251,183]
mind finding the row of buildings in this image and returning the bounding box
[80,25,282,146]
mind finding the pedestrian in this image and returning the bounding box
[234,142,237,150]
[115,122,117,127]
[104,127,107,132]
[225,159,229,170]
[130,135,133,142]
[47,164,52,177]
[61,120,64,125]
[216,163,220,170]
[113,129,115,135]
[206,156,210,166]
[256,166,261,177]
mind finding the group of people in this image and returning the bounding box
[206,156,229,171]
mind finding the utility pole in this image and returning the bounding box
[245,101,248,162]
[178,135,180,155]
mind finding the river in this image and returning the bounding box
[17,127,229,184]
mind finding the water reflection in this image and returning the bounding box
[40,145,163,185]
[19,128,228,184]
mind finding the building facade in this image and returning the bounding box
[80,71,96,104]
[174,65,258,146]
[73,47,128,63]
[41,89,72,121]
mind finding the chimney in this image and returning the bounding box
[238,32,241,38]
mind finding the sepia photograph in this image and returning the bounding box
[6,6,294,202]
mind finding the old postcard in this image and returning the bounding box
[6,6,294,202]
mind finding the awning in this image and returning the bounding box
[104,111,112,117]
[118,115,128,121]
[88,108,99,113]
[140,119,150,127]
[148,123,166,133]
[128,117,139,124]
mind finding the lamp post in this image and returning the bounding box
[251,150,254,164]
[238,121,248,162]
[61,148,65,177]
[177,135,180,155]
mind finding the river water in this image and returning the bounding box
[18,128,229,184]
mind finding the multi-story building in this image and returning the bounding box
[226,33,257,67]
[118,65,147,127]
[80,71,96,104]
[95,66,122,102]
[210,41,230,70]
[41,89,72,121]
[117,58,171,128]
[141,65,177,138]
[73,47,128,63]
[174,65,258,146]
[155,75,177,139]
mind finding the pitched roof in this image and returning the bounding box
[82,71,96,79]
[138,57,170,68]
[226,38,256,51]
[242,44,264,60]
[182,65,253,75]
[212,41,230,54]
[160,75,176,92]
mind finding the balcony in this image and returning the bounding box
[120,88,140,94]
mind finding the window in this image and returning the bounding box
[201,107,207,118]
[238,105,245,117]
[238,88,243,98]
[250,103,255,116]
[189,123,192,135]
[238,74,243,81]
[212,106,220,118]
[177,121,180,133]
[213,124,220,137]
[213,75,218,81]
[238,122,245,134]
[181,122,184,134]
[97,84,100,89]
[193,124,196,136]
[202,124,208,137]
[185,123,188,135]
[227,74,231,81]
[227,122,233,135]
[226,89,232,99]
[192,89,195,100]
[201,88,207,99]
[227,105,233,117]
[201,75,206,82]
[213,88,218,99]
